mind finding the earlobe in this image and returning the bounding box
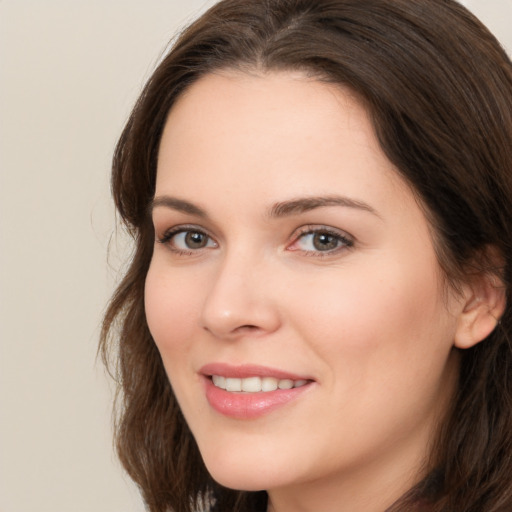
[453,269,506,350]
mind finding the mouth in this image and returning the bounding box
[210,375,309,393]
[200,363,314,419]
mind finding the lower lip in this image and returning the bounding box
[204,377,312,419]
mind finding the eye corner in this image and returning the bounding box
[155,224,218,256]
[287,224,354,257]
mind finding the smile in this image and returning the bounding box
[201,364,314,419]
[211,375,309,393]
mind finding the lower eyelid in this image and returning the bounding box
[157,227,218,253]
[156,224,352,256]
[158,225,207,241]
[292,227,353,247]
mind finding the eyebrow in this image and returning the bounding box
[150,194,380,219]
[150,196,207,217]
[268,195,380,218]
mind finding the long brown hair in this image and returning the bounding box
[100,1,512,511]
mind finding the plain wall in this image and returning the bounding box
[0,1,510,511]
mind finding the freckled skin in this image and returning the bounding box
[145,71,464,512]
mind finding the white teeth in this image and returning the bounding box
[211,375,308,393]
[225,378,242,392]
[278,379,294,390]
[261,377,278,392]
[212,375,226,389]
[241,376,261,392]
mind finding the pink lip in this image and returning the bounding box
[200,362,311,380]
[200,363,314,420]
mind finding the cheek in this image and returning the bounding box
[144,262,201,359]
[286,261,457,446]
[287,257,453,377]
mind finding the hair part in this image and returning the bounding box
[101,1,512,510]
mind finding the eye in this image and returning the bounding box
[289,226,353,255]
[158,227,217,253]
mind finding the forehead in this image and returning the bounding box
[156,70,415,220]
[161,70,369,148]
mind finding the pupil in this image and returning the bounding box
[185,232,206,248]
[313,233,337,251]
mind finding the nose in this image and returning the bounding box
[200,252,281,340]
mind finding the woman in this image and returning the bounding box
[100,0,512,511]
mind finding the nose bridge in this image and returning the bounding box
[200,244,280,338]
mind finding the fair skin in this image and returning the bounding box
[145,70,500,512]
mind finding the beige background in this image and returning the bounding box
[0,1,510,511]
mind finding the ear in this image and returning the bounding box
[454,249,506,350]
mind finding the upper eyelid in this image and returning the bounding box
[158,223,213,238]
[152,215,220,238]
[291,224,354,241]
[287,225,355,254]
[157,226,217,254]
[155,222,354,248]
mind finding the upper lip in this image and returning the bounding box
[200,362,313,381]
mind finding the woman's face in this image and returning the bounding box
[145,71,463,508]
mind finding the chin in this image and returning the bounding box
[207,467,271,492]
[201,452,289,492]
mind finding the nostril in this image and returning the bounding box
[237,324,259,332]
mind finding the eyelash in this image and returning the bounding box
[289,225,354,257]
[157,225,216,256]
[156,224,354,257]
